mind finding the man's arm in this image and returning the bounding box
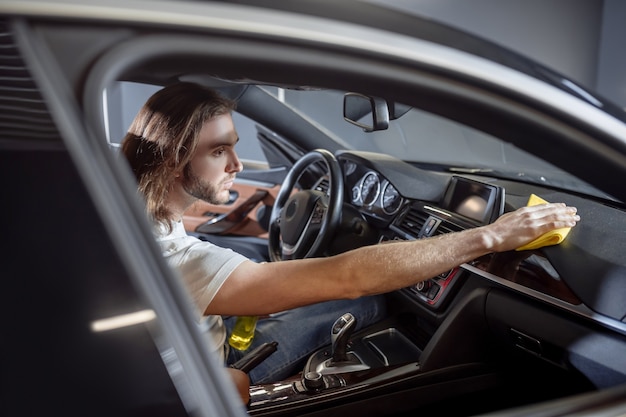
[207,203,579,316]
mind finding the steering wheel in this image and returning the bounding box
[268,149,344,262]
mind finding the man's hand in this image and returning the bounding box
[226,367,250,405]
[483,203,580,252]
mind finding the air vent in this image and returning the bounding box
[397,207,429,237]
[435,222,461,235]
[0,19,60,146]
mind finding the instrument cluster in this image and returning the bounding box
[351,170,404,216]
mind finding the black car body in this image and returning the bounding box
[2,1,626,416]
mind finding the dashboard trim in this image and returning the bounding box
[460,262,626,338]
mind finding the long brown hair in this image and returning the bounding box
[121,82,236,232]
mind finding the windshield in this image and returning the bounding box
[276,88,614,201]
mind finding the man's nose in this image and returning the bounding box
[228,152,243,173]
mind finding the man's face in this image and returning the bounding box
[182,113,242,205]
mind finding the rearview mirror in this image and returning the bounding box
[389,102,412,120]
[343,93,389,132]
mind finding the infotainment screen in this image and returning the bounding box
[441,176,504,224]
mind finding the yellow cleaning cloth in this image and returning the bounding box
[515,194,571,251]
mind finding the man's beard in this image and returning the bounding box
[182,166,229,205]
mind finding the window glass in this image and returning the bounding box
[106,82,267,165]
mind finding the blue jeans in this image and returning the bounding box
[224,295,386,384]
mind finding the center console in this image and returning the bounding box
[247,316,423,415]
[247,285,505,416]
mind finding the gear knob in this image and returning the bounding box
[330,312,357,363]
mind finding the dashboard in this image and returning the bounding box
[333,151,626,334]
[347,165,504,224]
[337,151,510,310]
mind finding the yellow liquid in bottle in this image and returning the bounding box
[228,316,258,351]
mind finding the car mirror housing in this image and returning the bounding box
[343,92,389,132]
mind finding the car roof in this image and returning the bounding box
[210,0,626,121]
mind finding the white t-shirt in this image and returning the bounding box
[156,221,248,361]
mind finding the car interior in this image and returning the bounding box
[3,6,626,417]
[102,78,626,417]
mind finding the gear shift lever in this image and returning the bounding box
[330,312,357,363]
[301,312,369,376]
